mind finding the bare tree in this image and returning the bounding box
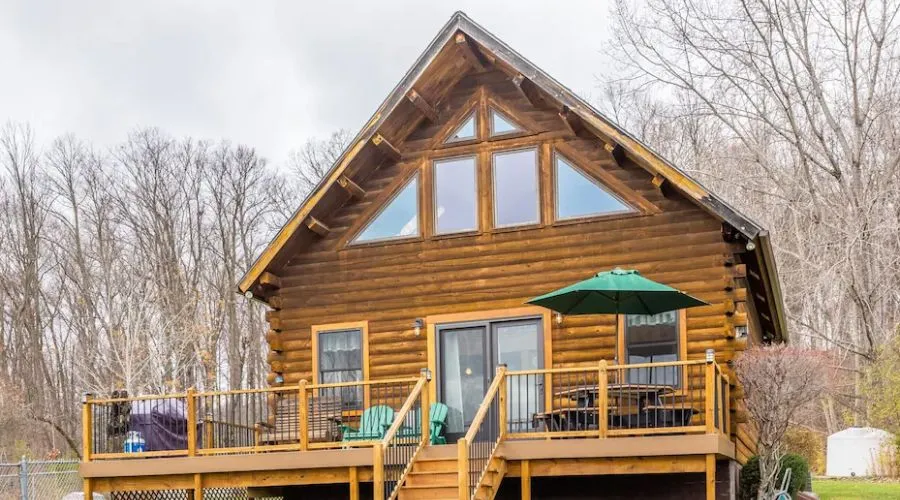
[284,129,352,196]
[607,0,900,425]
[735,345,831,498]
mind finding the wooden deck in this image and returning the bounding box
[81,361,733,499]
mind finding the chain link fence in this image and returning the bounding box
[0,458,81,500]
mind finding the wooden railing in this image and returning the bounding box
[83,377,421,460]
[373,374,430,500]
[500,359,731,440]
[457,365,506,500]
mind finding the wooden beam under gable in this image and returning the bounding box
[337,175,366,199]
[305,216,330,237]
[259,272,282,290]
[604,142,627,165]
[406,89,439,122]
[455,33,486,71]
[371,134,401,162]
[559,106,592,138]
[512,73,550,109]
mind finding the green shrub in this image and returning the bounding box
[739,454,811,499]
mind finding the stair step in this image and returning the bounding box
[405,471,457,487]
[411,458,458,473]
[397,485,457,500]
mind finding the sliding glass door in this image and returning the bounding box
[438,317,543,440]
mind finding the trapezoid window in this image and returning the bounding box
[554,153,634,220]
[489,107,522,137]
[444,112,477,144]
[493,148,540,228]
[353,175,419,243]
[434,155,478,234]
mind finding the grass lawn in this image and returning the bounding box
[813,478,900,499]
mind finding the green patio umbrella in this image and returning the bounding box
[526,268,708,362]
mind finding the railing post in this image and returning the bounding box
[203,414,213,450]
[187,388,197,456]
[420,374,430,445]
[497,366,508,440]
[373,442,384,499]
[19,456,27,500]
[598,360,608,438]
[724,380,731,437]
[299,379,309,451]
[704,354,715,434]
[457,438,468,500]
[81,392,92,462]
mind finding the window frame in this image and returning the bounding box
[311,321,370,410]
[432,154,480,236]
[552,152,635,223]
[349,172,421,246]
[619,311,686,387]
[488,106,523,138]
[443,111,478,144]
[491,147,542,229]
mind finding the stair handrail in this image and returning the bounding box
[458,365,507,500]
[374,373,430,500]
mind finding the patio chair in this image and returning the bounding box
[429,402,449,444]
[341,405,394,442]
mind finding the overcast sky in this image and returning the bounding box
[0,1,615,166]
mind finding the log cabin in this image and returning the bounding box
[80,11,786,500]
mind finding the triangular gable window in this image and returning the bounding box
[555,154,634,220]
[444,112,477,144]
[353,175,419,243]
[489,108,522,137]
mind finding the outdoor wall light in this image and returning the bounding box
[745,240,756,251]
[555,312,563,325]
[413,318,425,336]
[705,348,715,363]
[274,374,284,384]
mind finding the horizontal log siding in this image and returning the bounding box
[263,70,746,446]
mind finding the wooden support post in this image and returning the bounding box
[305,216,330,237]
[299,379,309,451]
[498,369,508,440]
[705,362,715,433]
[598,360,608,438]
[457,438,469,500]
[372,134,401,162]
[455,33,485,71]
[407,89,439,122]
[194,473,204,500]
[706,454,716,500]
[349,466,359,500]
[717,373,725,434]
[724,382,731,438]
[421,380,430,444]
[83,479,94,500]
[187,388,197,456]
[373,443,385,499]
[337,175,366,199]
[521,459,531,500]
[82,393,92,462]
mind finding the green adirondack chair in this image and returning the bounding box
[429,402,449,445]
[341,405,394,442]
[395,402,450,444]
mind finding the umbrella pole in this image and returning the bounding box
[614,312,619,365]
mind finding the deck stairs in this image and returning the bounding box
[397,445,507,500]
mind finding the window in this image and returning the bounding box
[492,148,539,227]
[555,153,633,220]
[444,112,477,143]
[317,329,363,409]
[489,108,522,137]
[434,156,478,234]
[624,311,680,385]
[353,175,419,243]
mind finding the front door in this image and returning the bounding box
[437,317,543,441]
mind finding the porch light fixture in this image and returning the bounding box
[413,318,425,336]
[705,349,715,363]
[274,374,284,384]
[555,312,563,325]
[745,240,756,251]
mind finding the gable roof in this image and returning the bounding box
[238,11,787,343]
